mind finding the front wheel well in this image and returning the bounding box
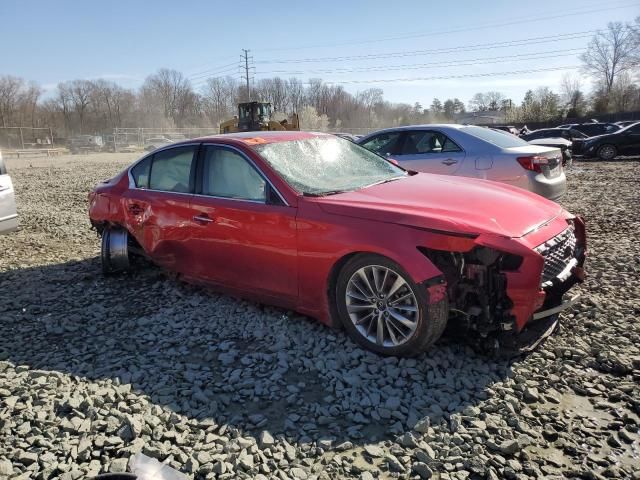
[327,252,367,329]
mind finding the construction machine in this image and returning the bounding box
[219,101,299,134]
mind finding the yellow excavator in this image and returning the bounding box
[219,101,299,134]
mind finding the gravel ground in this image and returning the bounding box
[0,153,639,480]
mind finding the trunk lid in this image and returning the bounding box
[507,145,563,179]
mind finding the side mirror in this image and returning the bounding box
[387,158,399,166]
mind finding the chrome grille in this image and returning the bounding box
[535,227,577,286]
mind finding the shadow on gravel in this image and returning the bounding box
[0,258,514,446]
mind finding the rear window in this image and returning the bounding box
[462,126,530,148]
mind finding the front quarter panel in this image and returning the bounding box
[295,200,477,325]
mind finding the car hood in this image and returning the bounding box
[314,173,563,238]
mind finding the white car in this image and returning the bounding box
[143,137,174,152]
[0,151,18,234]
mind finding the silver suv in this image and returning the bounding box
[0,151,18,234]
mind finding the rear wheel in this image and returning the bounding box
[335,254,448,356]
[597,144,617,161]
[101,228,131,275]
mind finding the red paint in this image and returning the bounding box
[89,132,585,332]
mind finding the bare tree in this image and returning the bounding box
[609,72,637,111]
[142,69,195,126]
[485,91,505,111]
[560,73,587,117]
[64,80,93,133]
[468,93,488,112]
[0,75,25,127]
[580,22,639,94]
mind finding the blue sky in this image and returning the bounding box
[1,0,638,106]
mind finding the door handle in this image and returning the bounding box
[441,159,458,166]
[193,214,214,224]
[128,204,144,215]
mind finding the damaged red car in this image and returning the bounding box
[89,131,585,356]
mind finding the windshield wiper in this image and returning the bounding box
[361,176,404,189]
[302,190,350,197]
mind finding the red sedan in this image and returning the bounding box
[89,131,585,356]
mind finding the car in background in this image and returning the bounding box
[89,131,585,356]
[521,128,587,142]
[357,125,566,200]
[520,129,582,167]
[492,125,519,135]
[332,133,360,142]
[615,120,639,128]
[69,135,104,154]
[572,122,640,160]
[557,122,620,137]
[0,151,18,234]
[143,137,174,152]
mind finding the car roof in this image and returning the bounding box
[187,130,331,146]
[359,124,470,137]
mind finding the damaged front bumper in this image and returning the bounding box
[532,292,581,321]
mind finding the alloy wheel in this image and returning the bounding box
[345,265,419,347]
[599,145,616,160]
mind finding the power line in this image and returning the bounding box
[188,62,240,79]
[255,0,639,52]
[256,48,586,76]
[256,30,598,65]
[313,65,580,85]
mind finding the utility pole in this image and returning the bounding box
[241,49,251,101]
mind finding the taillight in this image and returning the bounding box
[517,155,549,173]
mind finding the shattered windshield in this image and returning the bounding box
[253,136,406,195]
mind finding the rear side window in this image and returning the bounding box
[131,156,151,188]
[0,154,6,175]
[149,146,196,193]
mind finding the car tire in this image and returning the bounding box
[335,254,448,357]
[597,144,617,161]
[101,228,131,275]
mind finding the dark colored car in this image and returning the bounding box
[520,129,588,167]
[521,128,587,142]
[572,122,640,160]
[615,120,639,128]
[557,123,620,137]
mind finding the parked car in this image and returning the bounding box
[332,133,360,142]
[520,128,587,142]
[143,137,173,152]
[69,135,104,154]
[571,122,640,160]
[357,125,566,200]
[557,122,620,137]
[492,125,519,135]
[519,131,576,167]
[0,151,18,234]
[615,120,639,128]
[89,131,586,356]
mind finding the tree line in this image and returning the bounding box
[0,19,638,138]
